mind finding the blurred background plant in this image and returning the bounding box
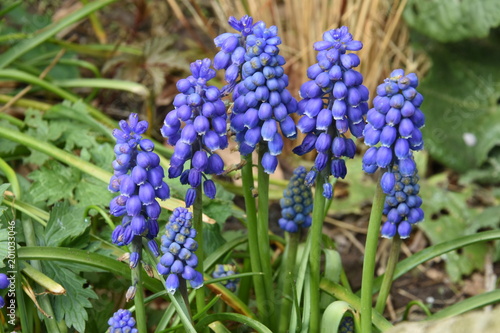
[0,0,499,331]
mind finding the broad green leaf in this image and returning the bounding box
[28,160,80,205]
[404,0,500,42]
[44,201,88,247]
[419,174,500,281]
[420,41,500,173]
[42,261,98,333]
[74,175,113,208]
[0,228,8,268]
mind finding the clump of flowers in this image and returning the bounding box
[109,113,169,267]
[157,207,203,293]
[212,264,239,292]
[214,16,298,174]
[0,273,9,308]
[107,309,138,333]
[293,26,369,197]
[339,316,354,333]
[361,69,425,237]
[161,59,226,207]
[381,164,424,238]
[278,166,313,232]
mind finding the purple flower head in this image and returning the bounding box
[107,309,138,333]
[212,264,240,292]
[109,113,168,258]
[293,26,367,196]
[161,59,226,207]
[381,161,424,239]
[362,69,424,175]
[158,207,203,293]
[278,166,313,233]
[314,26,363,52]
[215,18,297,173]
[362,70,425,238]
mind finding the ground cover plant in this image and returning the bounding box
[1,1,500,332]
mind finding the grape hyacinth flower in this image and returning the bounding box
[362,69,424,176]
[161,59,226,207]
[361,69,425,238]
[212,264,239,292]
[215,16,298,174]
[381,163,424,238]
[109,113,169,267]
[339,316,354,333]
[0,273,9,308]
[107,309,138,333]
[157,207,203,293]
[278,166,313,232]
[214,15,255,89]
[293,26,369,196]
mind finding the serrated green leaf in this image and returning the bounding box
[44,201,88,247]
[42,261,97,333]
[74,175,113,208]
[420,42,500,173]
[28,160,80,204]
[404,0,500,42]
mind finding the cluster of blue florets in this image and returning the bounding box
[0,273,9,308]
[161,59,226,207]
[362,69,424,176]
[109,113,169,266]
[278,166,313,232]
[212,264,239,292]
[107,309,138,333]
[381,164,424,238]
[158,207,203,293]
[293,26,369,197]
[339,316,354,333]
[215,16,298,174]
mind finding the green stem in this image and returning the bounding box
[278,232,299,333]
[360,180,386,333]
[240,155,267,321]
[21,219,60,333]
[309,174,327,333]
[374,236,401,314]
[0,157,21,199]
[131,239,147,333]
[257,146,273,327]
[193,186,206,316]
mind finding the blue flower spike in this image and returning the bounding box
[293,26,369,195]
[107,309,138,333]
[278,166,314,233]
[362,69,425,239]
[214,16,298,174]
[161,59,226,207]
[212,264,240,292]
[157,207,204,293]
[109,113,169,266]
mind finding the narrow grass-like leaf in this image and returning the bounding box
[53,78,150,97]
[320,278,393,332]
[427,290,500,321]
[195,313,272,333]
[372,230,500,294]
[203,236,247,270]
[0,1,21,17]
[320,301,354,333]
[17,247,163,293]
[0,0,118,68]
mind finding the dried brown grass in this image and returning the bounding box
[170,0,430,97]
